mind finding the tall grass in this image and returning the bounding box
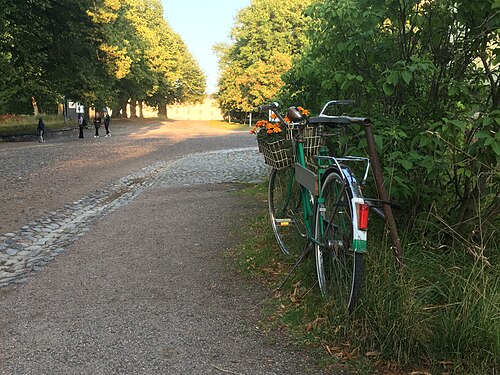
[0,114,68,135]
[348,228,499,373]
[234,183,500,374]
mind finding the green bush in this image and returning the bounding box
[279,0,499,247]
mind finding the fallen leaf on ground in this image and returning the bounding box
[305,317,326,332]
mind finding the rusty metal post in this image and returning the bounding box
[364,122,404,268]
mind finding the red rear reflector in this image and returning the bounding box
[357,203,369,230]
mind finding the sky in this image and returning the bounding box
[161,0,250,94]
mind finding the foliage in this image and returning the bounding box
[215,0,313,118]
[91,0,206,116]
[0,0,205,116]
[234,183,500,374]
[279,0,499,246]
[0,0,106,114]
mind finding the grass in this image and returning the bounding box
[230,181,500,374]
[208,120,251,131]
[0,114,69,136]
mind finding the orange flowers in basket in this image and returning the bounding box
[250,105,310,143]
[296,106,310,116]
[250,119,284,142]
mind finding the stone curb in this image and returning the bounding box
[0,127,78,142]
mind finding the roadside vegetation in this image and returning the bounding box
[232,182,499,374]
[0,115,68,136]
[218,2,498,372]
[0,0,205,118]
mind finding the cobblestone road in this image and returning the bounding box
[0,121,268,289]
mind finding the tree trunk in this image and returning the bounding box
[57,102,64,116]
[111,105,121,118]
[138,100,143,118]
[121,99,128,119]
[158,103,166,117]
[130,97,137,118]
[32,97,39,116]
[456,168,489,239]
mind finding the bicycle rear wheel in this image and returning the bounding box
[268,167,307,256]
[315,168,363,312]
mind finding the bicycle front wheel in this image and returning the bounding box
[315,168,363,312]
[268,167,307,256]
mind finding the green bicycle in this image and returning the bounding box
[259,100,402,312]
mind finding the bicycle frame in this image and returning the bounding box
[262,101,402,263]
[288,126,368,253]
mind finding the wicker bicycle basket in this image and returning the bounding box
[257,125,321,170]
[300,126,321,157]
[283,126,322,156]
[258,138,294,170]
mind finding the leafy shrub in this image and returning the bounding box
[279,0,499,248]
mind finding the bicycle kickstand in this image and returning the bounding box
[276,241,313,291]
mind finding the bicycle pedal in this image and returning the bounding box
[275,219,293,227]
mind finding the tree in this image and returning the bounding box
[0,0,106,114]
[93,0,205,117]
[216,0,313,118]
[0,0,205,117]
[280,0,499,239]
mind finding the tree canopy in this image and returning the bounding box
[215,0,313,117]
[0,0,206,116]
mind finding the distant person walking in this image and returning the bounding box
[78,114,84,139]
[104,113,111,137]
[37,117,45,143]
[93,112,102,138]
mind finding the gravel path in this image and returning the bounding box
[0,120,256,233]
[0,121,338,375]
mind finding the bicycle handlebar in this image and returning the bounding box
[319,100,355,116]
[346,116,371,125]
[258,101,371,126]
[258,102,279,112]
[258,102,290,125]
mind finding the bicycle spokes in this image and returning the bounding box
[269,168,308,255]
[315,170,362,312]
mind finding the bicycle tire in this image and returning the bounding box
[268,167,307,256]
[315,168,363,312]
